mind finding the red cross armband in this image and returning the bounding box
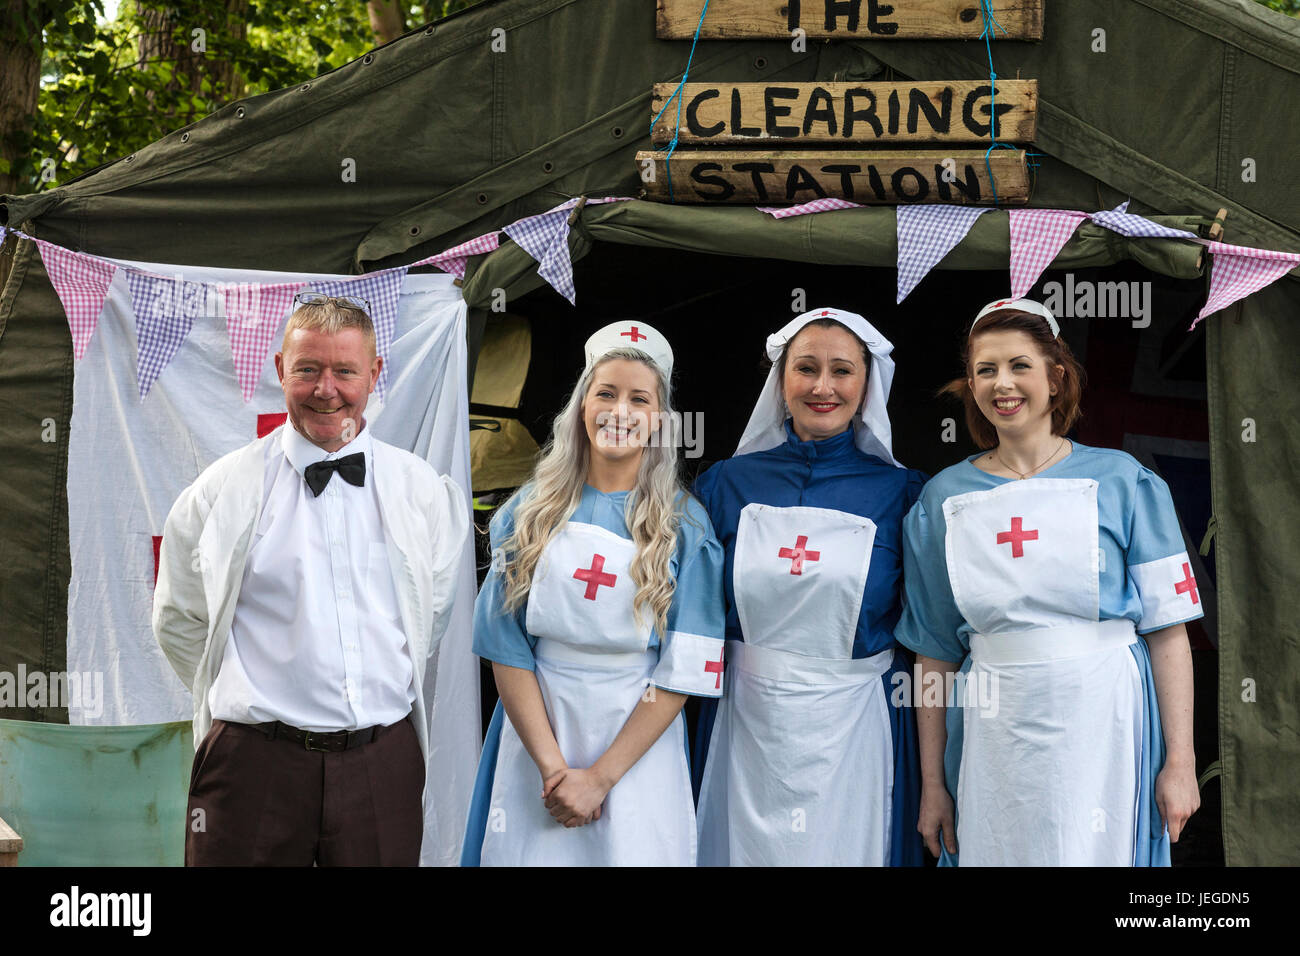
[1128,553,1204,634]
[652,633,726,698]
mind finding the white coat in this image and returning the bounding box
[152,426,470,759]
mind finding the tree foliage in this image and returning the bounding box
[8,0,482,193]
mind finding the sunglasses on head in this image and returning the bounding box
[294,291,372,315]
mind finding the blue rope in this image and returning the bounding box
[649,0,711,203]
[979,0,1015,206]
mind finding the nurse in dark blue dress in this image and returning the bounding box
[693,307,925,866]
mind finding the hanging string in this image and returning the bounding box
[649,0,711,203]
[979,0,1016,206]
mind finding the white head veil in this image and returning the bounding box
[735,307,901,467]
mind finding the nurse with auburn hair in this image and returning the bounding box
[897,298,1201,866]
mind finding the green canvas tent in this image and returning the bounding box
[2,0,1297,865]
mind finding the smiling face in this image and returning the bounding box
[275,327,382,452]
[582,358,662,465]
[781,324,869,443]
[967,329,1062,441]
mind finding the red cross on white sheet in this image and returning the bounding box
[778,535,820,575]
[996,517,1039,558]
[1174,562,1199,605]
[620,326,647,343]
[704,645,725,689]
[573,554,617,600]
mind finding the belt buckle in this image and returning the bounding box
[302,730,334,753]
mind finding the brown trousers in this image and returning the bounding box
[185,715,424,866]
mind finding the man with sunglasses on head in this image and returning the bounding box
[154,293,469,866]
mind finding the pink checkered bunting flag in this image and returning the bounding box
[224,281,298,403]
[896,205,993,303]
[37,240,118,360]
[1192,241,1300,330]
[757,198,864,219]
[410,230,501,278]
[126,269,213,400]
[305,268,407,398]
[1008,208,1088,298]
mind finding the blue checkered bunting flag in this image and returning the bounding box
[1088,200,1198,240]
[504,208,576,304]
[304,267,407,399]
[126,269,211,400]
[896,205,994,303]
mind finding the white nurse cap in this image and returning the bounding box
[735,307,902,467]
[583,320,674,379]
[971,297,1060,338]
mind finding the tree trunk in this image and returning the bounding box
[367,0,406,46]
[135,0,249,114]
[0,0,44,196]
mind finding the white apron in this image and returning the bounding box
[697,503,895,866]
[480,522,696,866]
[943,479,1143,866]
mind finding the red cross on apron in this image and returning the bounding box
[1174,562,1199,604]
[996,517,1039,558]
[573,554,617,600]
[620,326,647,343]
[778,534,821,575]
[704,645,725,689]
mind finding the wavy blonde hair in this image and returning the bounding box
[499,348,688,639]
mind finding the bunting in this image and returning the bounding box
[756,198,864,219]
[896,205,994,303]
[1007,208,1088,298]
[500,197,634,304]
[1194,240,1300,329]
[410,230,502,278]
[36,240,119,361]
[224,282,299,403]
[1088,200,1198,240]
[304,268,407,397]
[125,270,212,399]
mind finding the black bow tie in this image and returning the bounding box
[303,453,366,496]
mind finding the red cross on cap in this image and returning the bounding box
[819,309,834,317]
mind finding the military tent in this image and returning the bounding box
[2,0,1297,865]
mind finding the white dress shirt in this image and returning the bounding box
[208,423,415,731]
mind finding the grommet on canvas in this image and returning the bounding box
[476,193,489,205]
[611,127,624,139]
[424,25,435,35]
[363,53,374,65]
[542,161,554,173]
[235,106,245,118]
[300,83,312,92]
[753,56,767,70]
[408,226,421,237]
[180,132,189,143]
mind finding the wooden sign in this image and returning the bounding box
[657,0,1044,41]
[637,149,1029,204]
[651,81,1037,146]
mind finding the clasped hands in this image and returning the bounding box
[541,767,613,828]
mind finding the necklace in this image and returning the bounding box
[993,437,1066,479]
